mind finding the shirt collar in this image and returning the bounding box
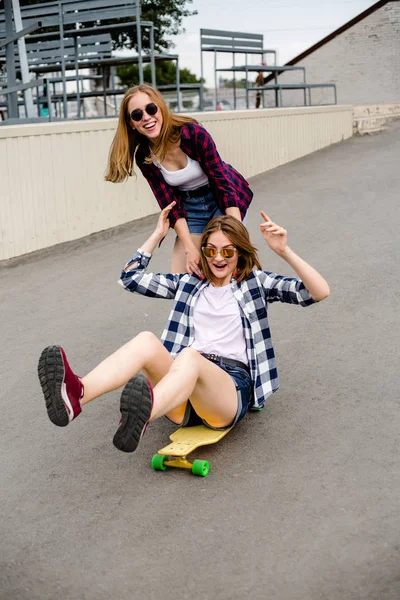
[180,123,191,141]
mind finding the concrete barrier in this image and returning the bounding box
[0,105,353,261]
[353,102,400,135]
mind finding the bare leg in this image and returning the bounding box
[81,332,173,405]
[151,347,238,428]
[81,332,188,425]
[171,234,202,273]
[83,332,239,428]
[40,335,238,438]
[113,347,239,452]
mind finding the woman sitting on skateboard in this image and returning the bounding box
[38,205,329,453]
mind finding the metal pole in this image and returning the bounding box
[232,52,236,110]
[36,82,40,116]
[214,50,217,110]
[245,53,249,109]
[11,0,35,117]
[4,0,19,118]
[58,2,68,118]
[46,77,52,121]
[111,66,117,114]
[102,67,107,116]
[245,64,249,109]
[150,25,156,87]
[199,31,204,110]
[74,37,81,118]
[175,56,181,111]
[135,2,143,83]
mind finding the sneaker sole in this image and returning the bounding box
[113,374,152,453]
[38,346,69,427]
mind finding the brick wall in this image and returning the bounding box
[266,1,400,107]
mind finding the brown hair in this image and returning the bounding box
[105,84,197,183]
[200,216,262,284]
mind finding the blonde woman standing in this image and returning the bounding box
[105,84,253,276]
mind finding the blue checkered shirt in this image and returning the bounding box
[119,250,317,408]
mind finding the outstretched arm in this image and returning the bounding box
[139,201,177,255]
[260,211,330,302]
[138,202,203,278]
[119,202,183,298]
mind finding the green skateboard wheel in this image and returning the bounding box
[151,454,167,471]
[191,459,210,477]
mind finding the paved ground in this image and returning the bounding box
[1,122,399,600]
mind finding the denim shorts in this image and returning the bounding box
[173,362,253,431]
[180,189,223,235]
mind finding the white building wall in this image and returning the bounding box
[0,105,353,261]
[270,0,400,108]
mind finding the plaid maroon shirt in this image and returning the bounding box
[135,123,253,227]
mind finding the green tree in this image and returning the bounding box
[117,61,200,88]
[20,0,197,54]
[19,0,199,88]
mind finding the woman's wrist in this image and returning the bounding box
[225,206,241,221]
[141,230,164,254]
[175,230,197,254]
[276,246,292,260]
[184,242,198,254]
[173,218,194,252]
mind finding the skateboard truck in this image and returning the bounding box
[151,425,233,477]
[152,453,209,476]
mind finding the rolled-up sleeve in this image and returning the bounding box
[257,270,317,306]
[119,250,181,298]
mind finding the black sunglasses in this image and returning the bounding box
[130,103,158,122]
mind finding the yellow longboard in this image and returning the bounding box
[151,425,232,477]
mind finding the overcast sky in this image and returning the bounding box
[168,0,377,84]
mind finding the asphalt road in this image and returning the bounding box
[1,122,399,600]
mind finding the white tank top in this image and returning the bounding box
[157,154,209,191]
[191,284,248,365]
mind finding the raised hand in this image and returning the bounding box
[154,201,176,240]
[259,211,288,255]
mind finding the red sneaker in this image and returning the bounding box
[38,346,83,426]
[113,374,153,453]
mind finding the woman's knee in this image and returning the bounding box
[178,347,200,361]
[174,347,201,370]
[130,331,159,348]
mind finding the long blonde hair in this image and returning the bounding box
[200,216,262,284]
[105,84,197,183]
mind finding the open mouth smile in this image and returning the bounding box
[142,121,157,131]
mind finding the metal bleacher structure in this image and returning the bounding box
[200,28,337,109]
[0,0,192,124]
[1,6,338,125]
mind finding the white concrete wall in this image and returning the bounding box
[272,1,400,108]
[0,105,353,261]
[353,102,400,134]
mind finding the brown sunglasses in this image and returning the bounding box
[202,247,237,259]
